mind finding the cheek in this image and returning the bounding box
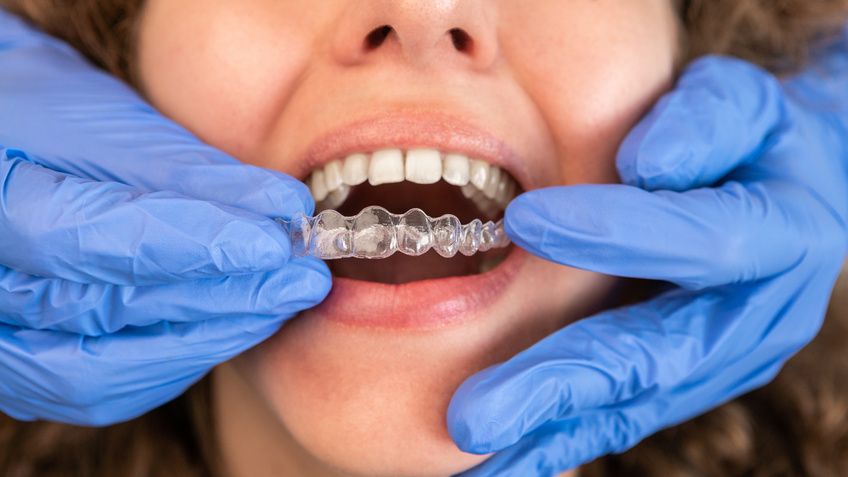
[137,0,315,162]
[500,0,678,185]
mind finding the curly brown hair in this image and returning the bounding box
[1,1,847,476]
[682,0,848,71]
[0,0,144,84]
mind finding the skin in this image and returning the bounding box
[136,1,680,476]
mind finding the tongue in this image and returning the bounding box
[329,250,484,284]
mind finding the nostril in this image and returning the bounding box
[449,28,473,52]
[365,25,393,50]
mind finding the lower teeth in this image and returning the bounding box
[277,206,510,260]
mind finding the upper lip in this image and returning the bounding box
[296,110,532,190]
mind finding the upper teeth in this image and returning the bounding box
[307,148,519,216]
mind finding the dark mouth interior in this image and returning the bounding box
[331,181,494,223]
[325,181,511,285]
[329,248,509,284]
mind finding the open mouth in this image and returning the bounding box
[303,148,522,285]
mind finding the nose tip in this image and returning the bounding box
[332,1,497,70]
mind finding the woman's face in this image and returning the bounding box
[137,1,679,475]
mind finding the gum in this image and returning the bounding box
[277,206,510,260]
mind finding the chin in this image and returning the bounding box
[235,247,616,477]
[262,316,485,476]
[248,313,509,477]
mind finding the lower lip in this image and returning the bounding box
[308,247,527,329]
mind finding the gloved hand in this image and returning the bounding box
[0,11,331,425]
[448,38,848,476]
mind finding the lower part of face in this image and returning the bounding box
[138,0,680,475]
[226,260,617,476]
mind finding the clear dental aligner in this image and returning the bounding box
[277,206,511,260]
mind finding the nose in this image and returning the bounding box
[331,0,498,70]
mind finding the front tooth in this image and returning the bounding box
[442,154,470,186]
[405,149,443,184]
[342,153,369,186]
[324,159,344,191]
[369,149,405,186]
[469,159,490,190]
[310,170,329,202]
[482,166,501,199]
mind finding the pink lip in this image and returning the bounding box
[306,247,527,329]
[297,110,533,190]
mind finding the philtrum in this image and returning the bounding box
[277,206,510,260]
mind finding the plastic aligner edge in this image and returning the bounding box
[276,206,510,260]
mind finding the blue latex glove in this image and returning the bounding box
[449,40,848,476]
[0,11,331,425]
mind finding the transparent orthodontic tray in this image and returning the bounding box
[277,206,510,260]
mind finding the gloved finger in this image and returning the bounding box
[617,55,785,192]
[0,149,303,285]
[0,309,296,426]
[448,265,832,455]
[504,180,823,290]
[454,420,595,477]
[455,411,673,477]
[0,257,330,335]
[0,12,312,219]
[455,355,781,477]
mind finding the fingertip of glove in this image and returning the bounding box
[504,187,620,263]
[298,257,333,302]
[447,403,504,455]
[616,88,712,192]
[617,55,782,192]
[250,167,316,218]
[202,214,294,276]
[272,256,333,308]
[200,165,315,220]
[446,366,525,454]
[504,194,553,258]
[270,171,316,217]
[209,258,331,321]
